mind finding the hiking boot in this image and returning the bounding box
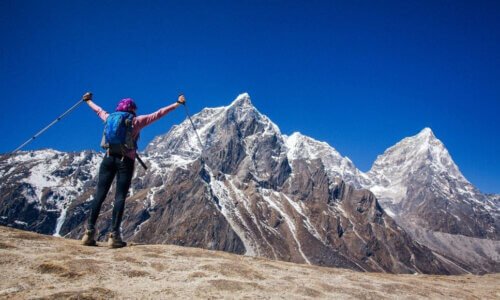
[81,229,97,246]
[108,232,127,248]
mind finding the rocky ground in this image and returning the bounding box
[0,226,498,299]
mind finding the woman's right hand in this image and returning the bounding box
[82,92,93,102]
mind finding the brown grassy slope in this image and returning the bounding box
[0,226,498,299]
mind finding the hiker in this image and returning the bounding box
[80,92,186,248]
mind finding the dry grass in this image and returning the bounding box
[36,261,82,278]
[0,241,16,249]
[0,226,499,299]
[34,287,115,300]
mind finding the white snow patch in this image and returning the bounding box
[260,189,311,264]
[369,184,407,205]
[384,208,396,218]
[134,218,151,236]
[282,194,325,244]
[14,220,28,226]
[53,208,67,237]
[226,178,278,258]
[210,174,257,256]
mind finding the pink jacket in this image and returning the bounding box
[88,101,177,160]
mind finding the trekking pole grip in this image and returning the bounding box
[82,92,93,102]
[177,94,186,105]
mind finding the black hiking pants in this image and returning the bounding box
[87,154,134,234]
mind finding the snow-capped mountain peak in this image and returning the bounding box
[412,127,450,161]
[368,127,464,182]
[225,93,280,135]
[366,128,466,202]
[285,132,340,161]
[144,93,285,183]
[228,92,253,108]
[365,127,498,242]
[417,127,434,137]
[284,132,368,189]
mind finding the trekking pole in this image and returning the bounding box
[135,153,148,170]
[183,103,205,151]
[11,96,87,154]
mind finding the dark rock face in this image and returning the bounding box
[120,161,245,254]
[278,159,454,274]
[0,182,57,233]
[60,160,246,254]
[1,94,496,275]
[0,151,96,235]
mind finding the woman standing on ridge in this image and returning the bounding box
[80,92,186,248]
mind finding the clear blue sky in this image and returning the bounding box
[1,0,499,193]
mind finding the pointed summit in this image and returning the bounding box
[368,127,467,203]
[370,127,454,172]
[223,92,279,134]
[405,128,438,147]
[417,127,435,138]
[228,93,253,108]
[394,127,443,153]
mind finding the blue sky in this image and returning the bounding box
[1,0,499,193]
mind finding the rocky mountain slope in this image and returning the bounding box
[487,194,500,210]
[0,150,100,235]
[363,128,499,273]
[1,93,498,275]
[1,226,499,299]
[366,127,498,239]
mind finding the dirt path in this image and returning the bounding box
[0,226,498,299]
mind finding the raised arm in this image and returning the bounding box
[82,92,109,122]
[134,95,186,130]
